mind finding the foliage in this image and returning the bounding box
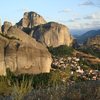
[0,68,100,100]
[24,81,100,100]
[48,45,74,57]
[12,76,32,100]
[49,70,62,86]
[65,81,100,100]
[91,63,100,70]
[78,46,100,58]
[0,76,12,96]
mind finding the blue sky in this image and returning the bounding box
[0,0,100,34]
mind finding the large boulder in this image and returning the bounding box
[31,22,73,47]
[0,27,52,75]
[0,27,1,33]
[0,35,9,75]
[16,11,46,30]
[0,18,1,33]
[2,21,12,34]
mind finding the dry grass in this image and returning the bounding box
[24,81,100,100]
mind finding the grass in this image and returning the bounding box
[0,69,99,100]
[0,75,33,100]
[24,81,100,100]
[0,76,12,96]
[12,76,32,100]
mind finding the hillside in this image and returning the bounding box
[76,30,100,44]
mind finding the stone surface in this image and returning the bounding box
[0,26,52,75]
[85,35,100,48]
[31,22,73,47]
[0,19,1,33]
[16,11,46,29]
[2,21,12,34]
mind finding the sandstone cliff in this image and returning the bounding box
[0,26,52,75]
[2,21,12,34]
[31,22,73,47]
[16,11,46,29]
[0,18,1,33]
[16,12,73,47]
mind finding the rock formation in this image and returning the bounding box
[0,11,74,75]
[31,22,73,47]
[16,12,73,47]
[85,35,100,50]
[2,21,12,34]
[0,26,52,75]
[0,18,1,33]
[16,11,46,29]
[0,26,1,33]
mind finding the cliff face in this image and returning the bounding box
[0,20,2,33]
[31,22,73,47]
[0,11,74,75]
[85,35,100,50]
[16,12,73,47]
[0,26,52,75]
[16,11,46,29]
[2,21,12,34]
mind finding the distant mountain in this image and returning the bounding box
[76,30,100,44]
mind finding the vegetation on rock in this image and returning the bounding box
[48,45,74,57]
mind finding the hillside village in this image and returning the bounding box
[52,55,100,82]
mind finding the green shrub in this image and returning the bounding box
[78,47,100,58]
[12,76,32,100]
[31,73,51,88]
[48,45,74,57]
[0,76,12,96]
[49,70,62,86]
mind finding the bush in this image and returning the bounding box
[49,70,62,86]
[12,76,32,100]
[48,45,74,57]
[0,76,12,96]
[78,47,100,58]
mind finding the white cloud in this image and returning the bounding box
[68,12,100,29]
[68,17,81,22]
[79,1,95,6]
[58,9,72,13]
[84,12,100,20]
[79,0,100,8]
[68,20,100,30]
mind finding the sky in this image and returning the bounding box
[0,0,100,34]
